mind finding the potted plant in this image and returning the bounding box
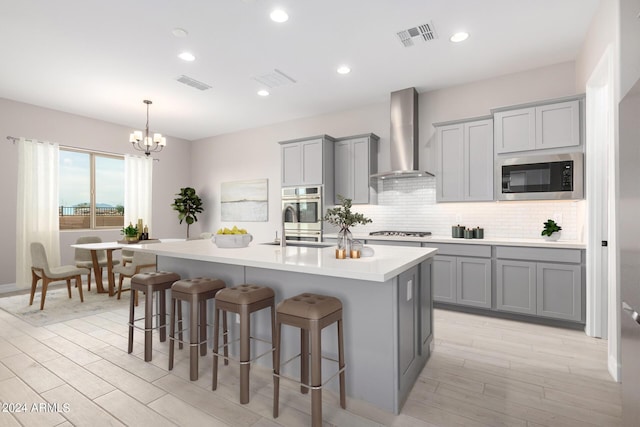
[541,219,562,241]
[121,223,139,242]
[323,195,372,254]
[171,187,204,239]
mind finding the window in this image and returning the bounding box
[59,149,124,230]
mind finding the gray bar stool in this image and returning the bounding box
[168,277,228,381]
[128,271,181,362]
[273,293,346,427]
[212,284,276,404]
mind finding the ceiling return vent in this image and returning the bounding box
[396,22,438,47]
[176,75,212,91]
[252,69,297,88]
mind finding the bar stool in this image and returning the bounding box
[212,284,275,404]
[168,277,228,381]
[128,271,180,362]
[273,293,346,427]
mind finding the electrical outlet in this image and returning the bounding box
[407,279,413,301]
[235,314,240,324]
[553,212,563,224]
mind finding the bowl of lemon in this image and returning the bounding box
[212,226,253,248]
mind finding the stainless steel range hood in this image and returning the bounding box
[371,87,433,179]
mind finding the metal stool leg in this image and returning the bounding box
[144,288,153,361]
[212,307,220,391]
[168,297,176,370]
[338,318,346,409]
[273,319,282,418]
[240,304,250,404]
[301,328,309,394]
[159,288,167,342]
[128,286,135,354]
[177,301,183,350]
[223,311,229,365]
[310,321,322,427]
[189,293,198,381]
[200,299,207,356]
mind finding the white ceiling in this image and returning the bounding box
[0,0,599,141]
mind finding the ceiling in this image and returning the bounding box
[0,0,599,141]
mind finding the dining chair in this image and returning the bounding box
[74,236,120,291]
[121,249,134,266]
[30,242,89,310]
[113,251,157,302]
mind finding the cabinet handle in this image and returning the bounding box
[622,301,640,325]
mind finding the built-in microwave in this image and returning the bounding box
[496,153,583,201]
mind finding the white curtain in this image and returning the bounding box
[124,154,153,234]
[16,138,60,288]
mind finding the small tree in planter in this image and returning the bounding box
[171,187,204,239]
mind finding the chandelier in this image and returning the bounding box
[129,100,166,156]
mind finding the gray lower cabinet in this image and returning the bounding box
[496,246,583,322]
[537,263,582,322]
[398,266,417,379]
[429,244,492,308]
[496,260,537,315]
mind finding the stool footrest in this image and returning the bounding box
[213,336,274,366]
[274,352,345,390]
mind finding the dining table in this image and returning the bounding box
[69,241,127,296]
[70,239,181,296]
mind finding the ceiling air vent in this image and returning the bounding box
[252,69,296,88]
[176,75,212,91]
[396,22,438,47]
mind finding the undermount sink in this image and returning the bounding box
[260,241,334,248]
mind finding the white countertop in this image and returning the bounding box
[130,238,437,282]
[329,234,586,249]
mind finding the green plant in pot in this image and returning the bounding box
[121,223,139,242]
[171,187,204,239]
[324,195,372,253]
[541,219,562,241]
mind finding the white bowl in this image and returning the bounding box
[212,233,253,248]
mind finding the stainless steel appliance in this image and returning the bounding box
[619,78,640,426]
[496,152,583,200]
[281,186,323,242]
[369,231,432,237]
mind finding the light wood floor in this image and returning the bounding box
[0,303,620,426]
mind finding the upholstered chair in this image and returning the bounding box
[113,251,157,302]
[30,242,89,310]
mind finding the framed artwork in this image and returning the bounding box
[220,179,268,221]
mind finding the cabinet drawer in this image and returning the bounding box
[423,243,490,257]
[495,246,581,263]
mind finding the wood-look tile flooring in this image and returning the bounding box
[0,302,620,426]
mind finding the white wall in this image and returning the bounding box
[0,98,192,285]
[191,61,581,244]
[619,0,640,97]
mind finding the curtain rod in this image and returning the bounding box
[6,136,160,161]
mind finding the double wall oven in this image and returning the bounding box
[282,186,323,242]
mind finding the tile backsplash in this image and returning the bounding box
[344,178,583,241]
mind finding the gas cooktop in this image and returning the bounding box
[369,231,432,237]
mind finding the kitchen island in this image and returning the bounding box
[132,238,437,414]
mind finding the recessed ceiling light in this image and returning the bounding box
[172,28,188,37]
[257,90,270,96]
[270,9,289,23]
[450,32,469,43]
[178,52,195,62]
[337,65,351,75]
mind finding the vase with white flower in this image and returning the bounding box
[323,195,372,257]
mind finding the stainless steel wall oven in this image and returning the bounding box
[281,186,323,242]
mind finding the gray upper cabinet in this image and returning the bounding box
[435,118,493,202]
[334,134,378,204]
[280,135,335,189]
[494,98,581,154]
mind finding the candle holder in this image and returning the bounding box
[335,249,346,259]
[350,249,361,259]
